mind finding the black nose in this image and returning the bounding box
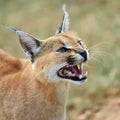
[79,50,87,61]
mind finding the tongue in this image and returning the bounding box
[72,66,82,76]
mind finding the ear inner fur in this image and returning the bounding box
[6,25,42,62]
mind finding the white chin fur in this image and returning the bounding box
[47,63,67,82]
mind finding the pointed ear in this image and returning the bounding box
[56,4,70,34]
[6,26,42,62]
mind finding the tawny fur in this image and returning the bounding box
[0,33,89,120]
[0,58,68,120]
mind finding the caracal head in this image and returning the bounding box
[7,5,90,85]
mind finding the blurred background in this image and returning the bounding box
[0,0,120,120]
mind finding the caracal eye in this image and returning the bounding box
[56,47,70,53]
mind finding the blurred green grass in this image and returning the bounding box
[0,0,120,118]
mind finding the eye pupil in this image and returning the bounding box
[56,47,69,53]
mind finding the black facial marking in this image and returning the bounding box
[77,40,82,45]
[58,75,87,82]
[66,55,76,65]
[77,50,87,61]
[34,38,41,47]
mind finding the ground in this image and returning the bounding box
[77,97,120,120]
[67,89,120,120]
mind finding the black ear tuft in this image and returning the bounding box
[56,4,70,34]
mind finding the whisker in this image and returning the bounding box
[89,41,111,50]
[91,50,112,61]
[88,41,112,64]
[85,63,96,69]
[89,56,100,63]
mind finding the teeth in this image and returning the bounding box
[79,75,83,79]
[77,64,81,70]
[64,69,67,74]
[68,71,72,76]
[81,63,84,69]
[84,71,88,76]
[72,74,75,76]
[78,71,88,79]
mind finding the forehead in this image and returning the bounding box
[48,33,80,47]
[44,33,80,49]
[58,33,79,43]
[37,33,85,57]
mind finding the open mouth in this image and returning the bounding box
[57,63,87,82]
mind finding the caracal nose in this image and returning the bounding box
[79,50,88,61]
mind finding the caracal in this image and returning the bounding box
[0,5,90,120]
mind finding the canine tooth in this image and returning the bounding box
[79,75,83,79]
[64,69,68,75]
[85,71,88,76]
[64,69,67,73]
[68,72,72,76]
[77,64,80,70]
[81,63,84,69]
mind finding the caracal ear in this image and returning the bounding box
[56,4,70,34]
[6,25,42,62]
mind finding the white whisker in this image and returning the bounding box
[89,41,111,50]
